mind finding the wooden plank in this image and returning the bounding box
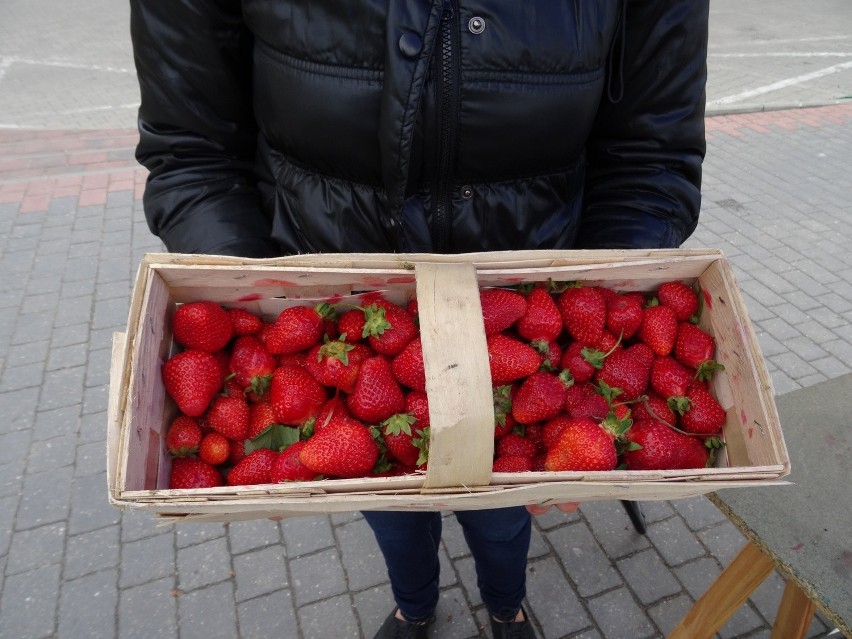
[770,581,815,639]
[668,541,775,639]
[416,262,494,489]
[106,332,127,503]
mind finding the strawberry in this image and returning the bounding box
[337,309,367,343]
[162,350,223,417]
[517,285,562,342]
[347,356,406,423]
[305,336,367,394]
[557,286,607,345]
[486,334,541,385]
[622,419,688,470]
[657,281,698,322]
[229,335,277,397]
[492,384,515,439]
[169,457,223,489]
[679,436,711,469]
[523,423,545,453]
[532,339,562,372]
[674,322,719,372]
[594,343,654,402]
[542,415,573,450]
[265,303,332,355]
[247,401,280,439]
[270,441,320,482]
[638,303,678,356]
[227,448,277,486]
[270,365,329,426]
[206,394,251,441]
[605,294,644,340]
[480,288,528,336]
[198,432,231,466]
[563,382,610,420]
[496,432,538,459]
[492,455,534,473]
[172,301,233,353]
[405,390,431,429]
[544,417,618,471]
[299,416,380,478]
[675,382,726,435]
[381,413,427,467]
[313,396,354,432]
[561,341,605,384]
[511,371,571,424]
[391,337,427,391]
[227,307,264,336]
[165,415,203,457]
[632,393,677,427]
[228,438,247,466]
[362,300,419,356]
[650,356,693,399]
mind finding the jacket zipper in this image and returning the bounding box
[432,0,459,252]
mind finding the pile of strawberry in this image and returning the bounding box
[162,279,727,490]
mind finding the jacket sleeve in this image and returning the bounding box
[130,0,280,258]
[577,0,709,250]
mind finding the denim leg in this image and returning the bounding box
[362,510,442,621]
[455,507,531,621]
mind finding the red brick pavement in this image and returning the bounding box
[1,103,851,214]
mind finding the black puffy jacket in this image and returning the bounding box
[130,0,708,258]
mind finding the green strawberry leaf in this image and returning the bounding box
[245,424,300,454]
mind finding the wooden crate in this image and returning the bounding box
[107,249,790,522]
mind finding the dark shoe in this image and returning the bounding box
[373,609,435,639]
[489,606,537,639]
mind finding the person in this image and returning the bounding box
[129,2,709,637]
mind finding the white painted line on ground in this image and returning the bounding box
[708,60,852,106]
[710,52,852,58]
[0,55,135,75]
[711,34,852,47]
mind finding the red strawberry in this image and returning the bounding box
[496,432,538,459]
[198,432,231,466]
[337,309,367,343]
[362,301,419,356]
[227,448,277,486]
[638,303,678,356]
[206,395,251,441]
[650,356,693,399]
[492,384,515,439]
[270,441,320,482]
[517,286,563,342]
[169,457,223,489]
[606,294,644,340]
[228,438,247,466]
[299,416,380,478]
[405,391,431,429]
[391,337,427,391]
[265,304,332,355]
[524,423,545,453]
[676,383,726,435]
[227,307,264,336]
[305,336,367,394]
[381,413,427,467]
[347,356,406,423]
[561,341,605,384]
[563,383,610,421]
[544,417,617,471]
[480,288,528,336]
[162,350,223,417]
[632,393,677,427]
[511,371,570,424]
[229,335,277,397]
[172,301,233,353]
[492,455,534,473]
[487,334,541,385]
[247,401,280,439]
[594,343,654,402]
[532,339,562,372]
[557,286,607,345]
[622,419,689,470]
[679,436,711,469]
[542,415,574,450]
[165,415,203,457]
[674,322,718,371]
[657,281,698,322]
[313,396,354,432]
[270,365,329,426]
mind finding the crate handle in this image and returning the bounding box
[415,262,495,489]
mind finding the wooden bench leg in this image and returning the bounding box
[668,541,775,639]
[769,579,816,639]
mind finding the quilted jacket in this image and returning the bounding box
[130,0,709,257]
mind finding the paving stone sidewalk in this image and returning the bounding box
[0,104,851,639]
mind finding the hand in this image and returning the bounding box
[526,502,580,516]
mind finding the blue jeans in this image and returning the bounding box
[362,507,532,622]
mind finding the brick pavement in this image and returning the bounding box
[0,104,850,638]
